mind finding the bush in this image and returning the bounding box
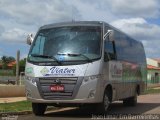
[2,63,8,69]
[13,58,26,75]
[0,69,14,76]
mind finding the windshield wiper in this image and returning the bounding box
[30,54,62,64]
[57,53,92,62]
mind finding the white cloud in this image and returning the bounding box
[142,39,160,58]
[111,18,160,40]
[66,0,116,22]
[0,0,82,42]
[0,0,81,25]
[79,0,160,18]
[0,27,28,42]
[1,0,160,42]
[110,0,160,18]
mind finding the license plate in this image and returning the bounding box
[50,85,64,92]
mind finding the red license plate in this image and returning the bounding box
[50,85,64,92]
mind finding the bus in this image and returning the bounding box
[25,21,147,115]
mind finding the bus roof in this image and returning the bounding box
[40,21,105,30]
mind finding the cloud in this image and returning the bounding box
[111,18,160,58]
[0,0,109,43]
[1,0,160,42]
[111,18,160,40]
[0,0,82,42]
[0,27,28,42]
[87,0,160,18]
[0,0,81,26]
[67,0,116,22]
[109,0,160,18]
[142,39,160,58]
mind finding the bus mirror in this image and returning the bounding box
[103,30,114,42]
[26,34,34,45]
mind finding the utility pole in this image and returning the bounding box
[16,50,20,85]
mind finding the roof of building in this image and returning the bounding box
[0,61,16,67]
[7,61,16,67]
[147,65,160,70]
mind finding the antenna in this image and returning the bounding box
[71,6,75,22]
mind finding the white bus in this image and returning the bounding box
[25,21,147,115]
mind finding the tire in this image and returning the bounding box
[97,90,110,114]
[32,103,47,116]
[123,94,137,106]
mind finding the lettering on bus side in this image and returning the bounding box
[109,62,123,80]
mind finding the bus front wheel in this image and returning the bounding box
[97,90,111,113]
[32,103,47,116]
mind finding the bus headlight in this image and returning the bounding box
[25,76,37,86]
[82,75,102,84]
[88,89,96,98]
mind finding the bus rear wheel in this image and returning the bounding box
[32,103,47,116]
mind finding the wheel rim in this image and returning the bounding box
[104,94,110,111]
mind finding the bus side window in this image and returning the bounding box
[104,40,116,62]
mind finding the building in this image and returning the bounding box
[147,58,160,84]
[0,61,16,69]
[7,61,16,69]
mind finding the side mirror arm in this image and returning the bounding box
[103,30,114,42]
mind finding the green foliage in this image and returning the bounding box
[12,65,16,76]
[0,69,14,76]
[2,63,8,69]
[13,58,26,75]
[144,88,160,94]
[1,56,15,64]
[1,56,15,70]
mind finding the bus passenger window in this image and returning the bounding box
[104,41,116,61]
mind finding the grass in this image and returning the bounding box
[0,101,32,113]
[143,88,160,94]
[0,100,57,113]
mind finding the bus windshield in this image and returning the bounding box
[28,26,101,64]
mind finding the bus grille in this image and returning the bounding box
[38,77,78,99]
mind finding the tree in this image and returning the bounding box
[19,58,26,74]
[13,58,26,75]
[1,56,15,63]
[1,56,15,69]
[8,56,15,62]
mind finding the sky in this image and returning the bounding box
[0,0,160,59]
